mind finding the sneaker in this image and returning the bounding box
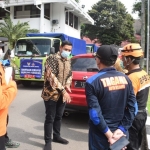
[5,139,20,148]
[53,137,69,145]
[44,142,51,150]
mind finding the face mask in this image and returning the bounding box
[61,50,71,58]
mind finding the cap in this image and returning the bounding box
[0,41,6,47]
[121,43,143,57]
[96,45,118,62]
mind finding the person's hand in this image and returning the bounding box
[108,137,117,145]
[63,92,71,103]
[112,129,125,140]
[65,85,71,93]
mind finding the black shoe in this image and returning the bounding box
[44,142,51,150]
[53,137,69,145]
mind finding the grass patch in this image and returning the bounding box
[147,93,150,115]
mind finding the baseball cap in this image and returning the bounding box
[96,45,118,62]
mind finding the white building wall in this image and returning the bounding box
[50,3,65,33]
[50,3,80,38]
[0,3,81,38]
[64,24,80,38]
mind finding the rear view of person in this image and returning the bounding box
[85,45,137,150]
[121,43,150,150]
[0,62,17,150]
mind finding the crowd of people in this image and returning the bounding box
[0,41,149,150]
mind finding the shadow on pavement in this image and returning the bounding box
[17,82,43,91]
[22,101,45,123]
[7,127,44,148]
[23,99,89,142]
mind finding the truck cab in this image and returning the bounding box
[13,37,60,86]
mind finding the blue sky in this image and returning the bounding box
[79,0,139,19]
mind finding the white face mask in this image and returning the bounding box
[61,50,71,58]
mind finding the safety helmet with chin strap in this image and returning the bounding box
[121,43,143,57]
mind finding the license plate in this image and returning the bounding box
[24,74,35,78]
[74,81,86,88]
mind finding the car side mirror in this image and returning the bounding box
[50,47,55,54]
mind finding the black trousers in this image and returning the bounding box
[127,111,147,150]
[0,135,6,150]
[44,96,66,144]
[4,115,9,143]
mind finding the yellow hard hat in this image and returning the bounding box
[121,43,143,57]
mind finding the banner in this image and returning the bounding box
[20,59,43,79]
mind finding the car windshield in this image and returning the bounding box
[72,57,99,72]
[15,39,51,56]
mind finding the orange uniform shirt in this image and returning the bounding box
[0,63,17,136]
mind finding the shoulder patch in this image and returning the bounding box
[86,72,106,84]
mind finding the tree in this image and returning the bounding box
[0,16,39,49]
[75,0,80,3]
[81,0,136,45]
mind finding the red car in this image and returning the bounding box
[64,54,98,115]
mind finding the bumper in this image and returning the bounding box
[65,93,88,112]
[15,75,44,81]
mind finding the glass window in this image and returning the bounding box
[65,12,68,25]
[71,58,98,72]
[53,39,60,53]
[44,3,50,20]
[74,15,78,29]
[0,7,10,20]
[25,5,31,11]
[69,12,73,27]
[31,5,40,18]
[15,6,22,11]
[15,39,51,56]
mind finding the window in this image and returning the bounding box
[25,5,31,11]
[65,12,68,24]
[65,9,79,30]
[69,12,73,27]
[15,39,51,56]
[72,58,98,72]
[74,15,78,29]
[44,3,50,20]
[15,6,22,11]
[0,7,10,20]
[53,39,61,53]
[14,6,23,19]
[30,5,40,18]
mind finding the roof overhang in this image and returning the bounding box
[0,0,94,25]
[0,37,8,42]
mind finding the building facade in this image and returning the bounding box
[0,0,94,39]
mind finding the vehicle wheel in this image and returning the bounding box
[22,81,31,87]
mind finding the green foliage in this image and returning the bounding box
[0,15,39,49]
[81,0,136,45]
[75,0,80,3]
[132,1,142,17]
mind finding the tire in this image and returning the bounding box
[22,81,31,87]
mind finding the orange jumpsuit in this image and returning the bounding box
[0,63,17,136]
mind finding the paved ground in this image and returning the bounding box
[7,83,89,150]
[6,83,150,150]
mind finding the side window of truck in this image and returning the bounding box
[53,39,60,53]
